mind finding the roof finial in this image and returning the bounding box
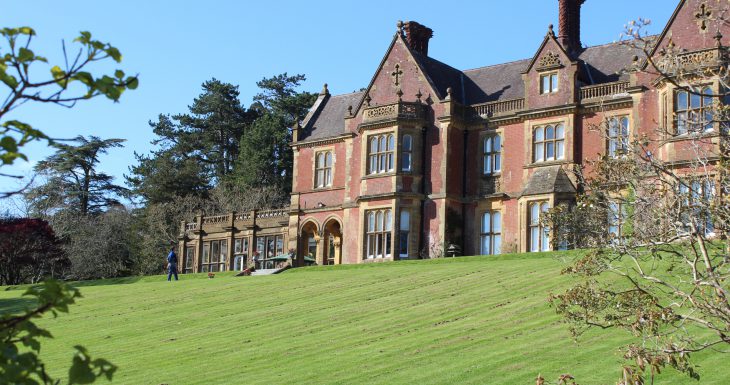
[446,87,453,101]
[396,87,404,102]
[397,20,404,35]
[416,89,423,102]
[364,93,372,107]
[715,30,723,47]
[347,105,353,116]
[320,83,329,96]
[548,24,555,37]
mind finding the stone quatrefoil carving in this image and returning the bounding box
[538,52,562,69]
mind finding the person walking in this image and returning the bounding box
[167,247,178,281]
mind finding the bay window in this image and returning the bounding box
[365,209,392,259]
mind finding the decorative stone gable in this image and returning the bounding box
[537,52,563,71]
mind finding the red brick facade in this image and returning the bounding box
[287,0,729,265]
[179,0,728,272]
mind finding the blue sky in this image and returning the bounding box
[0,0,675,192]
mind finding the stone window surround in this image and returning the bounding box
[540,72,559,94]
[606,115,631,158]
[313,148,334,189]
[531,121,566,163]
[660,80,720,138]
[482,133,502,175]
[480,209,502,255]
[364,207,394,260]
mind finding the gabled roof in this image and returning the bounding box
[299,91,364,142]
[300,37,644,140]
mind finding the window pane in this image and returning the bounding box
[546,125,555,140]
[235,239,242,254]
[494,135,501,149]
[387,135,394,151]
[385,233,392,257]
[620,118,629,137]
[541,228,550,251]
[325,152,332,167]
[317,153,324,167]
[369,155,377,174]
[482,235,491,255]
[400,231,409,256]
[276,237,284,255]
[485,137,492,153]
[530,227,540,252]
[370,137,378,152]
[556,124,564,139]
[403,153,411,171]
[403,135,412,151]
[556,141,564,159]
[546,142,555,159]
[542,75,550,93]
[494,153,501,172]
[211,242,219,263]
[551,74,558,92]
[387,153,394,171]
[530,204,540,225]
[385,210,392,231]
[400,210,410,231]
[203,244,210,263]
[690,92,701,108]
[493,235,502,255]
[534,127,544,141]
[485,153,492,173]
[482,212,491,233]
[535,143,544,162]
[368,213,375,232]
[379,136,386,152]
[376,212,383,231]
[493,212,502,233]
[677,91,688,109]
[677,112,688,134]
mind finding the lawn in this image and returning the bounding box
[1,252,726,384]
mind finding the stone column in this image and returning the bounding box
[226,212,236,271]
[315,233,324,265]
[194,214,204,272]
[333,236,342,265]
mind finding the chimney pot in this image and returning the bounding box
[402,21,434,56]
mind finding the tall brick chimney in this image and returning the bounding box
[558,0,585,54]
[402,21,434,56]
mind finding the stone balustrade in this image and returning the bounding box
[362,101,426,123]
[579,81,630,101]
[472,98,524,117]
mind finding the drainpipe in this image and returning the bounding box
[418,124,428,258]
[462,128,468,255]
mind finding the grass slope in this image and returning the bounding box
[1,252,726,385]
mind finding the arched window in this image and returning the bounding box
[480,210,501,255]
[368,134,395,174]
[483,135,501,175]
[529,202,550,252]
[315,151,333,188]
[608,117,630,157]
[365,209,393,259]
[533,124,565,162]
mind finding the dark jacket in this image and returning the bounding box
[167,251,177,265]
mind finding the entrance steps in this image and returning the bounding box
[250,266,290,276]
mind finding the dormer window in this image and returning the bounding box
[540,73,559,94]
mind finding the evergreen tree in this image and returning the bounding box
[26,136,128,216]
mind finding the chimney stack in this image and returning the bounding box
[402,21,434,56]
[558,0,585,55]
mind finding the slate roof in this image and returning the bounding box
[299,40,642,142]
[522,166,576,197]
[299,91,364,142]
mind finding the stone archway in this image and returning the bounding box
[323,218,343,265]
[300,220,320,266]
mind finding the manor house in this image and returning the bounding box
[178,0,728,272]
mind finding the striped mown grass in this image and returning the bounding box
[1,251,726,384]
